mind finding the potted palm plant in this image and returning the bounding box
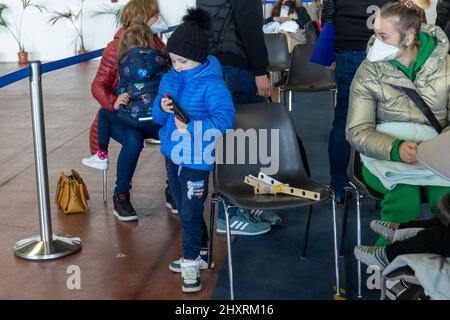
[0,1,45,65]
[91,3,122,29]
[48,0,88,55]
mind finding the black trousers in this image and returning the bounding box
[386,218,450,261]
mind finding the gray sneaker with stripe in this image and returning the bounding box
[248,209,282,226]
[354,245,390,270]
[370,220,399,242]
[216,209,271,236]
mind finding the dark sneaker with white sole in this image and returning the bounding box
[169,249,213,273]
[165,186,178,214]
[113,193,138,221]
[145,138,161,144]
[181,258,201,293]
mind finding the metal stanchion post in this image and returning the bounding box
[263,0,267,19]
[13,61,82,260]
[103,169,108,202]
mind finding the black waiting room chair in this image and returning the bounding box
[281,44,336,112]
[264,33,290,102]
[207,103,344,300]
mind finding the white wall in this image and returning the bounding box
[0,0,195,62]
[0,0,439,62]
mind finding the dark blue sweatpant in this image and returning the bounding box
[165,158,209,260]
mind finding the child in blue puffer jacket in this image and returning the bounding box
[152,8,235,293]
[82,24,169,174]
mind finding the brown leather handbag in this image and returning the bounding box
[55,169,89,214]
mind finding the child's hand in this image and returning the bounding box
[161,97,174,113]
[175,117,187,132]
[113,93,129,110]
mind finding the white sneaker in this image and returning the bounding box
[82,153,109,170]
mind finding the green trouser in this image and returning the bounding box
[362,166,450,246]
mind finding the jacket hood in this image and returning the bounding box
[364,23,449,85]
[175,55,223,81]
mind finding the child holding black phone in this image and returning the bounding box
[152,8,234,293]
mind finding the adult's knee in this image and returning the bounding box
[382,185,421,222]
[123,131,144,154]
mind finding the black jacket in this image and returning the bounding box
[321,0,391,51]
[436,0,450,31]
[197,0,269,76]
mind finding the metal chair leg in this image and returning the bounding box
[288,90,293,112]
[331,88,337,107]
[380,274,386,300]
[102,169,108,202]
[339,191,350,257]
[208,195,217,270]
[301,205,313,259]
[331,190,341,298]
[223,201,235,300]
[278,86,281,103]
[355,188,363,299]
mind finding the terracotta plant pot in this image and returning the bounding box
[18,51,28,65]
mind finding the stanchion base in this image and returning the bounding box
[14,234,81,261]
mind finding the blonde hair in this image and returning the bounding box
[118,24,155,58]
[409,0,432,10]
[120,0,160,28]
[380,0,431,35]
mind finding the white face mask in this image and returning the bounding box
[367,36,407,62]
[280,5,290,17]
[150,15,168,34]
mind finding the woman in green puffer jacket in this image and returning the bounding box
[346,0,450,246]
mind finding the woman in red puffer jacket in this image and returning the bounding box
[86,0,175,221]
